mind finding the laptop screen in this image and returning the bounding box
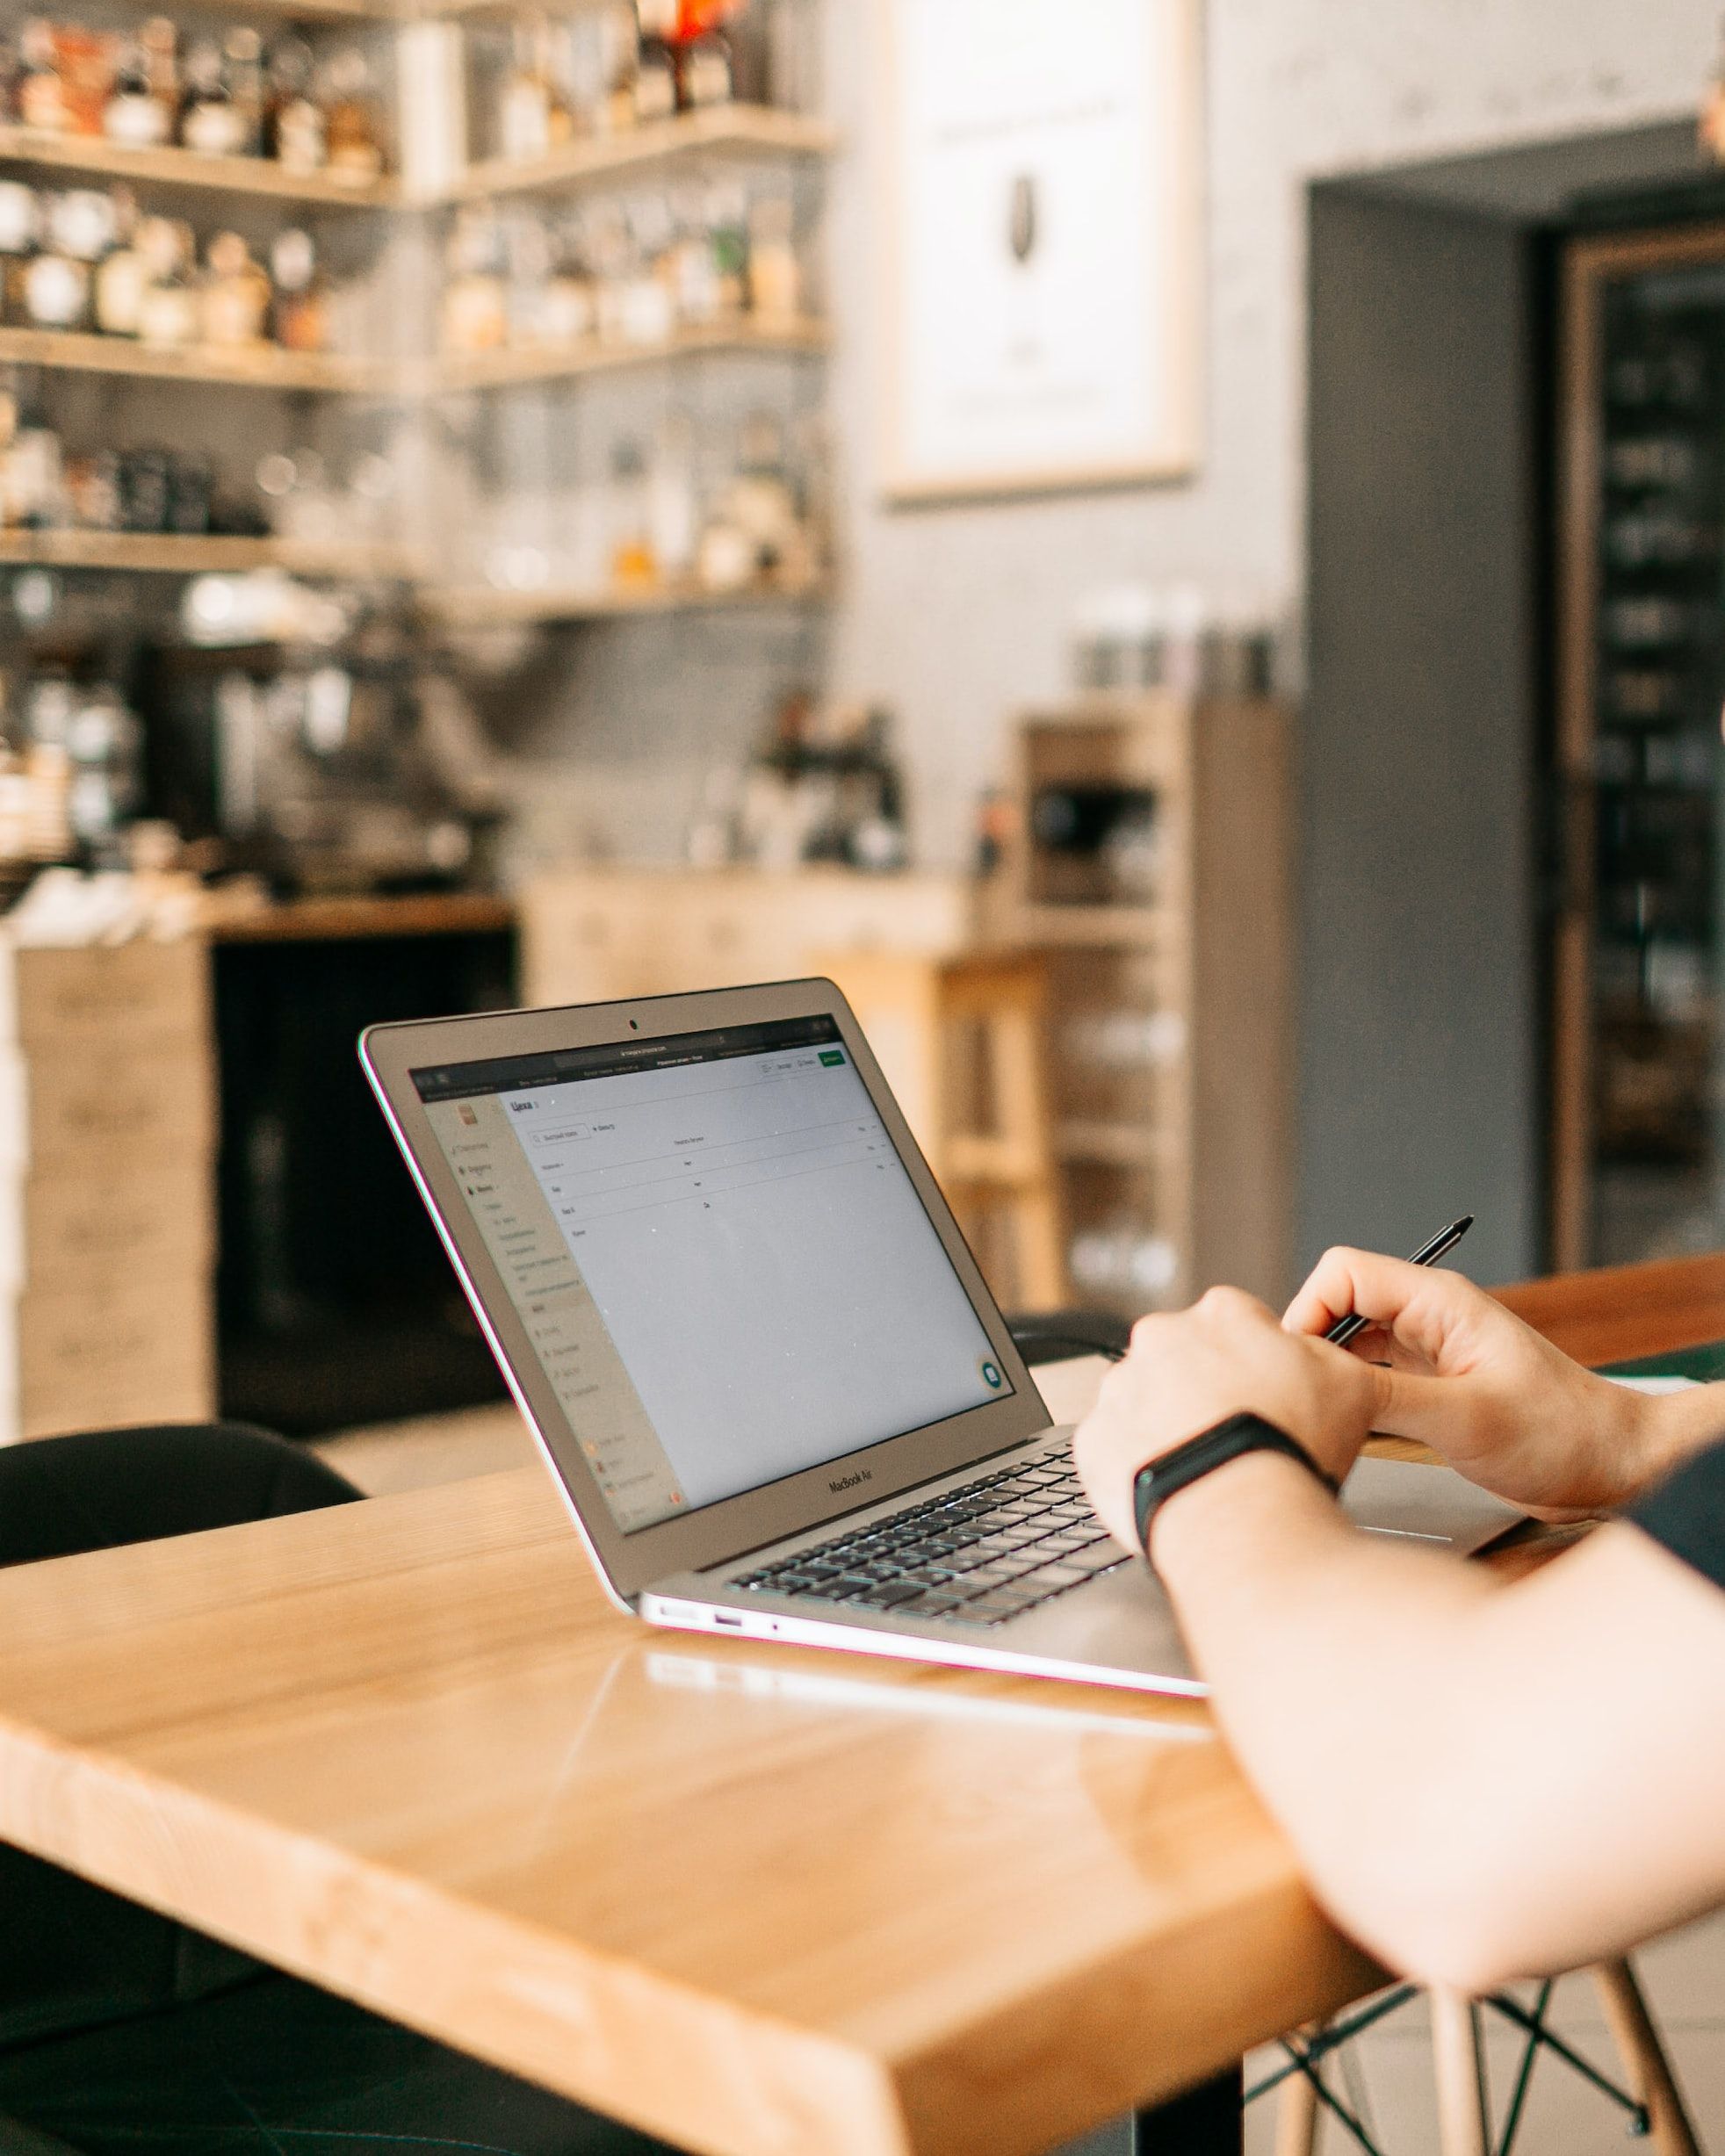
[411,1015,1014,1533]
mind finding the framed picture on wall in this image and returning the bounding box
[878,0,1203,502]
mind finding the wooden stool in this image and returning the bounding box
[1271,1958,1701,2155]
[814,948,1068,1310]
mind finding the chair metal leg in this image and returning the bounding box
[1273,2026,1323,2156]
[1131,2064,1244,2155]
[1592,1958,1703,2156]
[1430,1989,1489,2156]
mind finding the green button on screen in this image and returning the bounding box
[819,1049,845,1067]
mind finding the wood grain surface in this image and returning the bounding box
[0,1280,1697,2156]
[1495,1250,1725,1370]
[0,1362,1377,2156]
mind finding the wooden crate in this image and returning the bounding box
[1002,695,1292,1310]
[0,937,216,1443]
[520,867,977,1008]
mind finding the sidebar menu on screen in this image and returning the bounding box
[421,1092,690,1531]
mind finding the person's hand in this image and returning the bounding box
[1283,1249,1659,1517]
[1073,1287,1381,1554]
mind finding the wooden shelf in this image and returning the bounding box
[0,326,391,393]
[1056,1121,1174,1168]
[168,0,401,18]
[0,530,427,579]
[0,126,399,207]
[443,106,836,206]
[423,572,830,627]
[211,891,516,942]
[1011,901,1166,947]
[424,316,829,392]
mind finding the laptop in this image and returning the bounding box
[361,977,1519,1697]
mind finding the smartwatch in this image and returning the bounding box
[1132,1411,1340,1556]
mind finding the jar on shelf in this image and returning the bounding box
[179,40,249,158]
[93,187,148,336]
[104,39,170,148]
[609,436,656,586]
[17,19,69,134]
[747,188,799,323]
[201,230,271,348]
[441,208,507,354]
[0,183,40,323]
[266,36,325,173]
[321,47,386,183]
[541,215,596,347]
[1068,1222,1178,1306]
[21,212,91,334]
[65,682,143,865]
[136,218,200,349]
[270,228,328,353]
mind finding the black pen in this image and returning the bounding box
[1324,1215,1475,1349]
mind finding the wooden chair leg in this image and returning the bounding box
[1430,1988,1489,2156]
[1272,2034,1322,2156]
[1592,1958,1703,2156]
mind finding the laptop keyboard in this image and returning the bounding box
[732,1451,1131,1628]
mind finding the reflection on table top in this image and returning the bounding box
[0,1356,1378,2156]
[6,1244,1711,2156]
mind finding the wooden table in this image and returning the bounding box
[0,1261,1716,2156]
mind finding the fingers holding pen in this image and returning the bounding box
[1284,1246,1472,1369]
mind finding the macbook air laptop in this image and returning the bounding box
[361,977,1519,1697]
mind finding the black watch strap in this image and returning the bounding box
[1132,1411,1339,1554]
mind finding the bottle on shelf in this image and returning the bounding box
[499,16,569,164]
[597,2,639,133]
[655,184,707,324]
[542,213,596,346]
[0,182,40,320]
[609,436,656,585]
[440,206,507,353]
[64,681,143,867]
[51,183,116,264]
[18,670,75,864]
[725,408,802,573]
[1068,1222,1178,1306]
[321,47,386,183]
[706,180,748,318]
[141,18,178,136]
[63,446,120,530]
[224,27,265,158]
[20,192,95,332]
[633,1,679,124]
[104,39,170,149]
[201,228,270,347]
[747,187,799,323]
[270,227,327,352]
[136,215,200,347]
[265,37,325,172]
[2,397,65,528]
[504,214,552,347]
[93,185,148,335]
[619,197,674,343]
[647,410,697,580]
[164,449,212,533]
[179,40,247,158]
[51,24,111,139]
[679,25,734,109]
[16,18,69,134]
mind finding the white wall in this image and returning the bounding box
[822,0,1721,865]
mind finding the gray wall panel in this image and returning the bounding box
[1303,190,1538,1285]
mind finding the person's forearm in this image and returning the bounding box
[1148,1455,1516,1979]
